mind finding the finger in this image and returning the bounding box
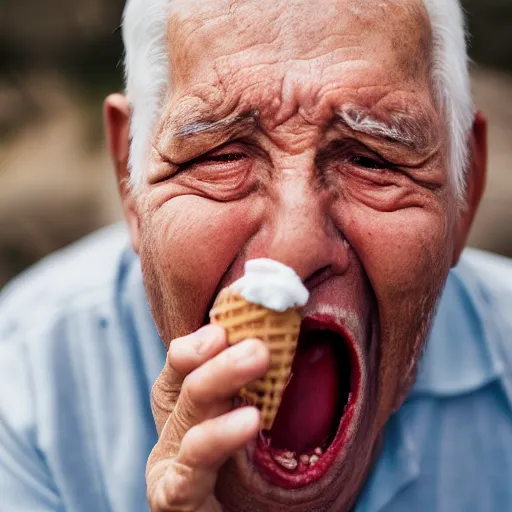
[152,324,227,435]
[148,408,259,511]
[169,324,227,376]
[169,338,269,442]
[178,406,260,469]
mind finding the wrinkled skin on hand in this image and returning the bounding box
[146,325,270,512]
[105,0,487,510]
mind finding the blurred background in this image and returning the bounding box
[0,0,511,289]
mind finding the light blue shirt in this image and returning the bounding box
[1,224,511,512]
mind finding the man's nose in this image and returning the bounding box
[262,179,350,288]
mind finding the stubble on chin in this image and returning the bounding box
[381,260,449,418]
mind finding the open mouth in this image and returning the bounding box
[250,314,361,489]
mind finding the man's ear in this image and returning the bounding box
[452,111,488,266]
[104,94,141,254]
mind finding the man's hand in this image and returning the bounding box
[146,325,270,511]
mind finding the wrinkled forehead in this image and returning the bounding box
[169,0,431,75]
[166,0,434,123]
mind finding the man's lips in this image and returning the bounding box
[249,313,362,489]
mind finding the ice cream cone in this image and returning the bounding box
[209,287,301,431]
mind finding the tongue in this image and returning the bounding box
[269,332,342,454]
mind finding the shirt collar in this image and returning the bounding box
[355,411,420,512]
[410,255,505,398]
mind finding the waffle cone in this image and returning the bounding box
[209,288,301,431]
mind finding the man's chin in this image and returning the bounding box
[216,308,374,511]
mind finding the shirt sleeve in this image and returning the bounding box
[0,336,65,512]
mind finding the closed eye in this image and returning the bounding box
[318,140,394,173]
[348,155,387,170]
[198,152,247,164]
[150,144,251,185]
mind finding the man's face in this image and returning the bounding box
[115,0,473,509]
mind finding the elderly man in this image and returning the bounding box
[1,0,512,510]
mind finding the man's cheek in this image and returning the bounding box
[142,196,262,302]
[366,208,450,346]
[354,206,450,290]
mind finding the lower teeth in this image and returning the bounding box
[273,447,324,471]
[299,454,310,464]
[274,454,298,470]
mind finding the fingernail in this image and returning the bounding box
[229,406,260,431]
[194,325,223,355]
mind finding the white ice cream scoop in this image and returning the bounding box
[230,258,309,312]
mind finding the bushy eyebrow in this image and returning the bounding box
[334,105,437,154]
[158,109,260,163]
[172,110,260,139]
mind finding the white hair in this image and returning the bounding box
[122,0,474,198]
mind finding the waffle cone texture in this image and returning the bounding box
[209,288,301,431]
